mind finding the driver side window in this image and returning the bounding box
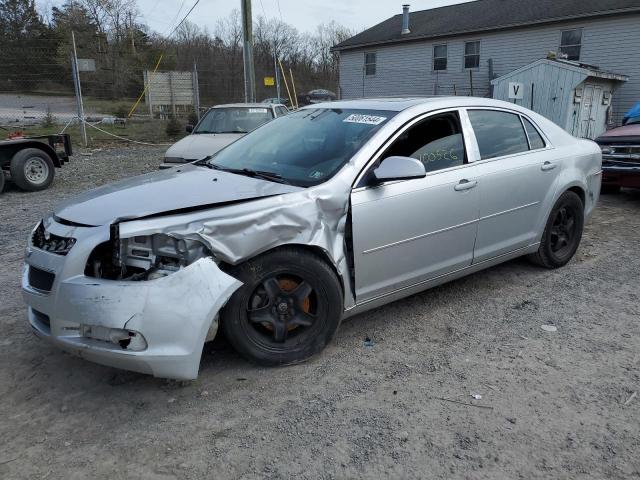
[381,111,466,173]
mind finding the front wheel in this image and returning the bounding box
[529,191,584,269]
[221,248,343,366]
[10,148,55,192]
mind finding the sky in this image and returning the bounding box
[36,0,475,35]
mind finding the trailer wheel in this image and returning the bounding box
[10,148,55,192]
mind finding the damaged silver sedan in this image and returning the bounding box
[22,97,602,379]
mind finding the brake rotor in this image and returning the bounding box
[259,276,311,333]
[278,277,311,313]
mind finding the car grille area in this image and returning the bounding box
[32,309,51,332]
[28,266,55,292]
[32,222,76,255]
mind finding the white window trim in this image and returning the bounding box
[463,40,481,70]
[364,51,377,76]
[559,28,583,61]
[432,43,448,72]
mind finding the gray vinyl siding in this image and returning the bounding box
[338,13,640,125]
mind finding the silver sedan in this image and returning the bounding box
[22,97,602,379]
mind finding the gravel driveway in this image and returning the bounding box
[1,146,638,479]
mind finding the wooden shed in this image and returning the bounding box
[491,58,628,139]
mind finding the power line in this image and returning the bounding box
[164,0,201,41]
[161,0,188,37]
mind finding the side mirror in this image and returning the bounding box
[372,156,426,183]
[185,124,194,133]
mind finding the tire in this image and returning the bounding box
[221,247,343,366]
[601,184,621,194]
[529,191,584,269]
[10,148,55,192]
[0,169,5,194]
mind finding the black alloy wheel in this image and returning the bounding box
[529,190,584,269]
[221,248,343,365]
[549,205,579,258]
[247,274,317,343]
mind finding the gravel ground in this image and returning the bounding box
[1,146,639,480]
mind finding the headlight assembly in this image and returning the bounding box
[86,232,210,281]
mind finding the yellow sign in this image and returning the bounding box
[263,76,275,86]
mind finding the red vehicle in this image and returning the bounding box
[595,104,640,192]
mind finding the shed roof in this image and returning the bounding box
[490,58,629,85]
[332,0,640,51]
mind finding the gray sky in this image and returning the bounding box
[36,0,474,35]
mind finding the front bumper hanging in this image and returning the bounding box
[22,218,241,379]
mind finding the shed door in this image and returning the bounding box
[579,85,603,139]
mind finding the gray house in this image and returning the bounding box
[333,0,640,125]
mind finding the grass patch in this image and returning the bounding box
[14,120,188,149]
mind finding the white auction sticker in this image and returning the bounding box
[343,114,387,125]
[248,108,268,113]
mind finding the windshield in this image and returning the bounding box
[194,107,273,134]
[208,108,395,187]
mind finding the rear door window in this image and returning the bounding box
[522,117,546,150]
[468,110,529,160]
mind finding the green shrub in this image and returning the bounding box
[165,115,182,137]
[187,109,199,127]
[113,103,130,119]
[42,105,57,128]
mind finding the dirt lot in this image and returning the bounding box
[1,146,639,479]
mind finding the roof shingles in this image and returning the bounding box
[333,0,640,50]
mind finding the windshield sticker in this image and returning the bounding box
[248,108,268,113]
[309,170,326,179]
[343,114,387,125]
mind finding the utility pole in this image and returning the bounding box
[71,31,88,147]
[241,0,256,102]
[273,45,281,101]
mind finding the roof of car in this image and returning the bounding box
[304,96,523,112]
[333,0,640,51]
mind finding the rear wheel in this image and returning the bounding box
[10,148,55,191]
[221,248,343,366]
[529,191,584,269]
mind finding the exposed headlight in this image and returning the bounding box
[86,233,210,281]
[123,234,209,279]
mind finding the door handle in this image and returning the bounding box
[454,179,478,191]
[541,161,557,171]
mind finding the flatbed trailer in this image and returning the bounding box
[0,134,72,193]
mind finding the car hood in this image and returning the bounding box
[55,164,303,226]
[164,133,244,160]
[596,124,640,140]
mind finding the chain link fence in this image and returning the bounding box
[0,33,339,147]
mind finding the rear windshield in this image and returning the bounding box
[209,108,396,187]
[194,107,273,134]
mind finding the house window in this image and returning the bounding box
[364,52,376,75]
[464,41,480,69]
[560,28,583,60]
[433,44,447,71]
